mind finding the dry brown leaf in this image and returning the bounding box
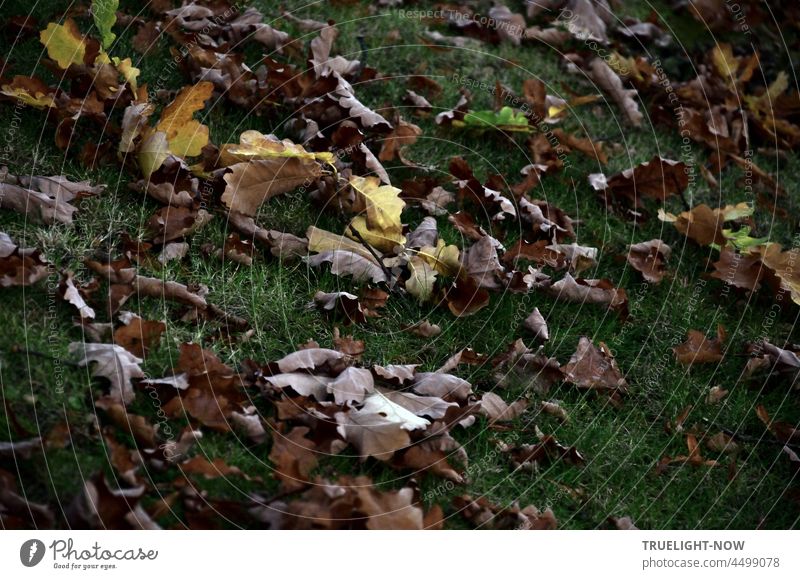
[222,158,323,216]
[674,326,727,366]
[563,337,628,394]
[523,307,549,341]
[627,239,672,283]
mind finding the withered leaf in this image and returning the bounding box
[479,392,528,422]
[674,326,727,366]
[336,392,429,460]
[0,233,50,287]
[222,158,323,217]
[269,426,320,491]
[70,342,145,404]
[627,239,671,283]
[563,337,628,394]
[523,307,549,341]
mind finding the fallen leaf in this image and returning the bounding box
[674,326,727,366]
[563,337,628,394]
[40,19,87,69]
[70,342,145,404]
[589,57,643,126]
[155,81,214,158]
[479,392,528,422]
[336,392,429,460]
[222,158,322,216]
[627,239,671,283]
[0,233,50,287]
[268,426,320,491]
[523,307,549,341]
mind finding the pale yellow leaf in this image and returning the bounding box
[406,255,436,302]
[137,131,170,178]
[418,239,461,277]
[349,175,405,235]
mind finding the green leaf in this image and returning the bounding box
[456,106,530,132]
[92,0,119,49]
[723,227,770,252]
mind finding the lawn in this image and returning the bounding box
[0,0,798,529]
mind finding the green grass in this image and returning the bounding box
[0,0,799,529]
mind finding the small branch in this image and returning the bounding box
[347,224,396,286]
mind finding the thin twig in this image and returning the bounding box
[347,224,396,286]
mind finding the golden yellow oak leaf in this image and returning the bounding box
[349,175,404,235]
[40,20,86,69]
[220,130,335,167]
[348,215,405,253]
[156,81,213,158]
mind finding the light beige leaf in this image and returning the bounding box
[589,57,642,126]
[307,251,388,283]
[412,372,472,402]
[379,388,457,419]
[336,392,429,460]
[327,367,375,405]
[276,348,345,373]
[70,343,144,404]
[406,255,436,302]
[523,307,549,341]
[479,392,528,422]
[264,373,333,401]
[62,273,95,319]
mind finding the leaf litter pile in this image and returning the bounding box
[0,0,799,529]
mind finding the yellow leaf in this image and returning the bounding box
[418,239,461,277]
[40,20,86,69]
[156,81,213,157]
[137,131,170,178]
[113,57,140,92]
[220,130,335,167]
[349,175,405,235]
[711,44,737,80]
[307,226,377,261]
[406,255,436,302]
[347,216,405,253]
